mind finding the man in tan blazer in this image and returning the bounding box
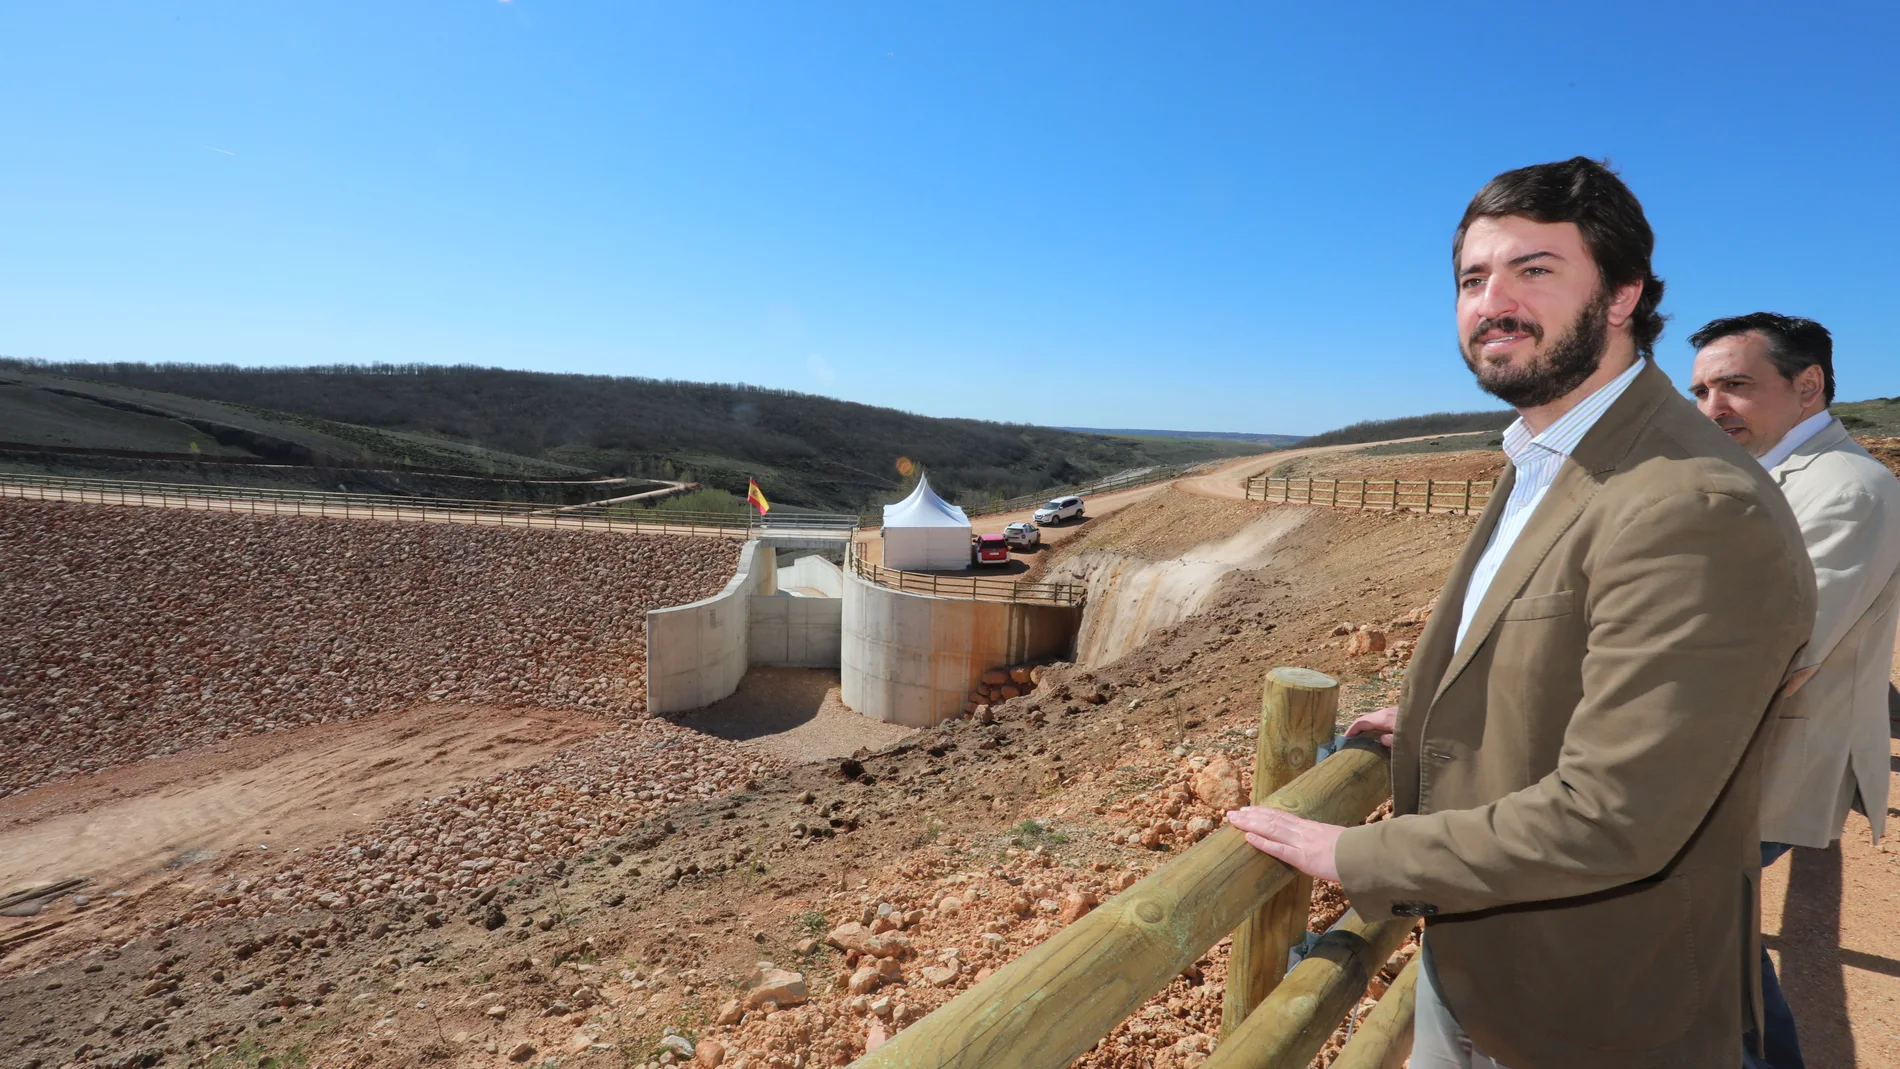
[1690,312,1900,1069]
[1229,158,1815,1068]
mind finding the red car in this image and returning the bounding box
[972,533,1010,566]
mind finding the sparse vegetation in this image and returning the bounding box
[1296,409,1515,449]
[1,359,1263,511]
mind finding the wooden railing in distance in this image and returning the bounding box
[0,472,858,538]
[844,540,1085,607]
[1242,476,1497,516]
[846,668,1394,1069]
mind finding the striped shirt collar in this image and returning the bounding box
[1499,357,1647,467]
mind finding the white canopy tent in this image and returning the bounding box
[880,475,972,571]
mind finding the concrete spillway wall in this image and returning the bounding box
[748,593,842,668]
[646,538,846,715]
[840,568,1081,728]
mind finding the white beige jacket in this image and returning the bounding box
[1764,416,1900,847]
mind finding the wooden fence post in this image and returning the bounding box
[1221,666,1340,1037]
[1389,479,1398,512]
[1463,479,1473,516]
[1328,956,1420,1069]
[1425,479,1434,514]
[1205,910,1417,1069]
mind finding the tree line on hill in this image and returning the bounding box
[7,360,1259,512]
[1296,409,1516,449]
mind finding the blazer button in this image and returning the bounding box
[1391,902,1439,917]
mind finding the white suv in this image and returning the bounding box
[1004,522,1041,548]
[1033,496,1084,525]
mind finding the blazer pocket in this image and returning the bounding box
[1500,589,1575,621]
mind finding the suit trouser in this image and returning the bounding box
[1744,842,1806,1069]
[1412,937,1513,1069]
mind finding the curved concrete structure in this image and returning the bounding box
[841,568,1081,727]
[646,540,775,714]
[646,536,848,714]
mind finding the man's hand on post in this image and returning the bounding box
[1225,806,1344,882]
[1345,704,1399,748]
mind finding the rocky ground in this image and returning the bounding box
[2,492,1466,1069]
[1265,448,1505,484]
[0,500,739,795]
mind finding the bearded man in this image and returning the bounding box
[1228,158,1815,1067]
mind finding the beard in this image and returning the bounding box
[1462,285,1611,408]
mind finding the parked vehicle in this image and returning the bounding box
[1003,522,1041,549]
[1033,496,1085,525]
[972,533,1011,566]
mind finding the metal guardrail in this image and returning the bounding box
[845,539,1085,606]
[0,472,858,537]
[1244,475,1497,515]
[847,669,1416,1069]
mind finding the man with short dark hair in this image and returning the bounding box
[1228,158,1815,1067]
[1690,313,1900,1069]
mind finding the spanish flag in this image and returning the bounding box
[746,478,771,515]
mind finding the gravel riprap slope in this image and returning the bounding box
[0,499,739,795]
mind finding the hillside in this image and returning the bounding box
[1297,409,1515,449]
[1057,426,1305,446]
[1836,395,1900,436]
[2,361,1266,511]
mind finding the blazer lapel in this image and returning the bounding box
[1430,461,1600,705]
[1429,360,1671,706]
[1408,467,1513,701]
[1772,417,1849,486]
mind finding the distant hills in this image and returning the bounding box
[0,360,1271,512]
[1297,409,1517,449]
[1058,427,1305,446]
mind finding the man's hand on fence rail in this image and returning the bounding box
[1344,705,1398,748]
[1226,807,1343,882]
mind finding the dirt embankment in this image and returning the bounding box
[0,500,738,796]
[1267,447,1505,484]
[4,487,1893,1069]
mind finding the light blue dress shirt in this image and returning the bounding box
[1453,358,1647,650]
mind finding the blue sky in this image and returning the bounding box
[4,3,1896,435]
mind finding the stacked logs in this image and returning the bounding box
[963,663,1044,718]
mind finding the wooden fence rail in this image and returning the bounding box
[848,668,1414,1069]
[844,540,1085,606]
[0,472,858,539]
[1242,476,1498,516]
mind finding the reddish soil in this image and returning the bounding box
[4,484,1896,1069]
[1267,448,1506,484]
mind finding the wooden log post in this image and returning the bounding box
[1203,910,1417,1069]
[1329,956,1420,1069]
[1221,667,1340,1037]
[845,743,1391,1069]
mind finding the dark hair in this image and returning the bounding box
[1689,312,1835,405]
[1454,157,1668,358]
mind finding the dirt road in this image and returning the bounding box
[0,704,606,967]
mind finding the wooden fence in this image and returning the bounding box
[1244,476,1497,515]
[845,540,1085,606]
[0,472,858,539]
[847,669,1418,1069]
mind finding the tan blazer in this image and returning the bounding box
[1763,417,1900,847]
[1334,361,1815,1068]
